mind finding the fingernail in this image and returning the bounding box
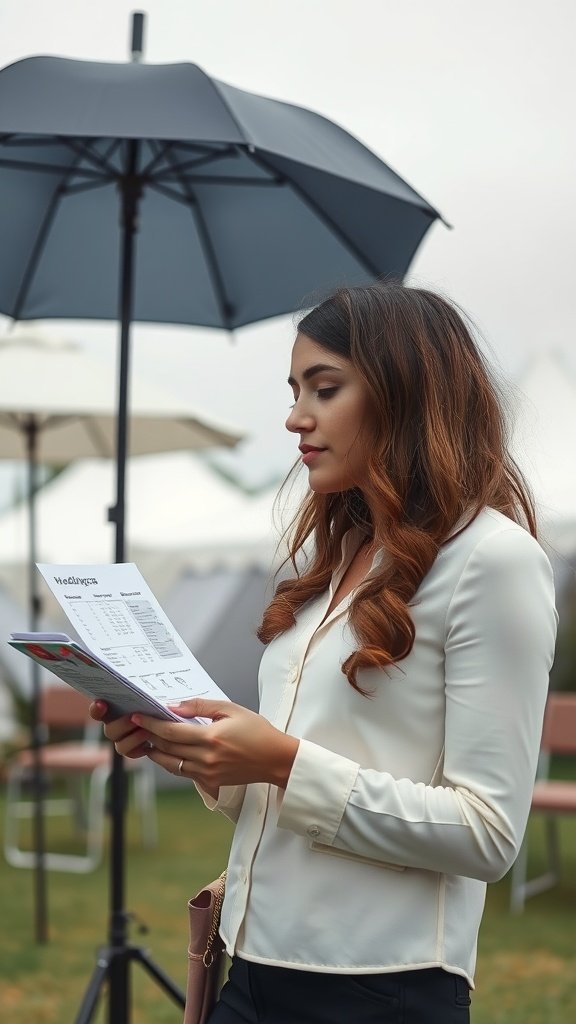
[131,715,142,725]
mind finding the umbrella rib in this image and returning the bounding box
[82,416,114,458]
[101,138,123,164]
[141,141,231,178]
[1,412,113,457]
[59,137,121,179]
[12,151,84,321]
[148,176,279,201]
[62,178,115,196]
[249,150,428,279]
[141,140,176,178]
[152,141,235,328]
[0,411,76,432]
[148,146,241,182]
[189,204,235,327]
[0,411,33,429]
[147,180,191,206]
[0,156,106,179]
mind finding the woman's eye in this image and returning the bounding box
[316,387,338,400]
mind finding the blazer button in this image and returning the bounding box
[306,825,321,838]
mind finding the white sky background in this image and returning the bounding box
[0,0,575,497]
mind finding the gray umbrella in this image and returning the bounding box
[0,59,442,329]
[0,52,443,561]
[0,31,444,1021]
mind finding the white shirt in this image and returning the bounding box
[201,508,557,986]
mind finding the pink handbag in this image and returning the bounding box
[184,872,227,1024]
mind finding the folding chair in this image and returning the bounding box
[510,692,576,912]
[4,684,157,873]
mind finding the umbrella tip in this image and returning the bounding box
[130,11,146,63]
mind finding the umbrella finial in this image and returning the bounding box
[130,11,146,63]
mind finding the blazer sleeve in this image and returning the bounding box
[195,783,247,824]
[277,528,558,882]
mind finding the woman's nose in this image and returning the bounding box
[285,401,314,433]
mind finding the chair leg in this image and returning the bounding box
[66,775,89,832]
[510,814,561,913]
[510,834,529,913]
[82,764,109,869]
[4,765,29,868]
[544,815,561,882]
[4,762,158,871]
[4,764,109,873]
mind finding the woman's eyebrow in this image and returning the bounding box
[287,363,345,386]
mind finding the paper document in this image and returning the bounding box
[9,562,230,722]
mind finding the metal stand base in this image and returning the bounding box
[75,942,185,1024]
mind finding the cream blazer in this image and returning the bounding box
[200,509,557,986]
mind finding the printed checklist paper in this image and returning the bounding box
[8,563,230,722]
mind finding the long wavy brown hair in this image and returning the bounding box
[257,282,536,691]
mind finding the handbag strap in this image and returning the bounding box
[202,871,227,968]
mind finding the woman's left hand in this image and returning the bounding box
[130,698,299,797]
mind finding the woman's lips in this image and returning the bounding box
[299,445,326,465]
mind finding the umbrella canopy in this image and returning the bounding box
[0,56,443,328]
[0,325,241,459]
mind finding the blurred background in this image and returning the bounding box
[0,3,574,1022]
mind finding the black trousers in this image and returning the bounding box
[208,957,471,1024]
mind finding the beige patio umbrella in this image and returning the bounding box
[0,322,242,636]
[0,322,242,943]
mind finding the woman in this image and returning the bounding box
[91,283,557,1023]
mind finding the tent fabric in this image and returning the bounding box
[162,566,269,713]
[511,350,576,551]
[0,453,282,589]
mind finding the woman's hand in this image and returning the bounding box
[129,698,299,796]
[89,700,152,758]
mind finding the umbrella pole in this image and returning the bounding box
[76,142,185,1024]
[24,415,49,945]
[106,141,138,1024]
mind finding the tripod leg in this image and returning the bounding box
[74,949,110,1024]
[133,946,186,1006]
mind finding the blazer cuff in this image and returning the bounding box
[195,783,245,823]
[277,738,359,843]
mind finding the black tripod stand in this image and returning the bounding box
[74,753,185,1024]
[74,15,186,1022]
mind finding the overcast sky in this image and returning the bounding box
[0,0,575,495]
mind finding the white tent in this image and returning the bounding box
[510,350,576,556]
[0,453,286,605]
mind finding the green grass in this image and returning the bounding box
[0,786,233,1023]
[0,785,575,1023]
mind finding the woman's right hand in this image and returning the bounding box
[89,700,151,758]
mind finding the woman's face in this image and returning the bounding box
[286,333,370,494]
